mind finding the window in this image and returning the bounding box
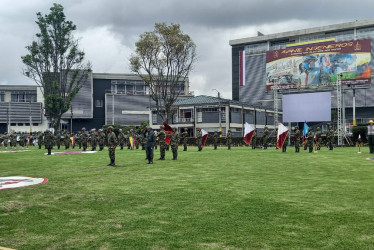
[10,91,37,102]
[197,112,202,123]
[33,123,39,126]
[95,99,103,108]
[11,123,16,126]
[17,123,23,126]
[152,113,158,124]
[221,112,226,122]
[0,92,4,102]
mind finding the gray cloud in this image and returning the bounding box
[1,0,374,98]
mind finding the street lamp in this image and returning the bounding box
[70,105,73,133]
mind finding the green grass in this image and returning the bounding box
[1,145,374,249]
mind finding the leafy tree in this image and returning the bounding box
[22,3,91,131]
[130,23,196,122]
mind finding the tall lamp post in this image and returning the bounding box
[70,106,73,133]
[212,89,222,136]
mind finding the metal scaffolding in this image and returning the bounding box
[336,74,343,146]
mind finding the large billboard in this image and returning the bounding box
[266,39,371,91]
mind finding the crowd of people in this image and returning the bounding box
[2,121,374,166]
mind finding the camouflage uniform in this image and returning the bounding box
[307,130,314,153]
[169,129,180,160]
[226,130,232,150]
[44,130,54,155]
[262,127,269,149]
[90,129,97,151]
[326,126,334,150]
[3,133,8,149]
[251,130,256,149]
[37,132,43,149]
[55,131,62,149]
[213,131,218,150]
[196,128,203,151]
[107,127,118,166]
[98,129,106,151]
[64,131,70,149]
[118,129,125,150]
[135,134,140,149]
[10,133,17,149]
[181,128,188,151]
[81,128,89,151]
[19,132,26,149]
[158,127,166,160]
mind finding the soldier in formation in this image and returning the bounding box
[158,126,166,160]
[64,130,70,149]
[55,130,62,150]
[326,126,334,150]
[226,129,232,150]
[44,129,54,155]
[19,132,26,149]
[98,129,106,151]
[251,129,256,149]
[146,127,156,164]
[196,127,203,151]
[182,128,188,151]
[262,127,269,149]
[213,131,218,150]
[90,129,97,151]
[81,127,88,151]
[307,129,314,153]
[169,127,180,160]
[107,126,117,166]
[315,127,322,151]
[118,129,125,150]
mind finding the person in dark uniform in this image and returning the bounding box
[315,127,322,151]
[146,127,156,164]
[326,126,334,150]
[294,126,301,153]
[158,126,166,160]
[107,126,118,166]
[307,130,314,153]
[213,131,218,150]
[263,127,269,149]
[169,127,180,160]
[182,128,188,151]
[44,129,54,155]
[226,129,232,150]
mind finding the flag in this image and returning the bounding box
[201,129,208,148]
[243,122,255,145]
[276,123,289,149]
[358,134,362,142]
[302,122,309,143]
[239,50,246,86]
[129,136,135,149]
[163,121,173,145]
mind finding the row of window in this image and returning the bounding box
[10,123,39,126]
[0,91,38,102]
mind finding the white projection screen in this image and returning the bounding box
[282,92,331,122]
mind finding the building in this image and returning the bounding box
[169,95,280,137]
[0,73,191,133]
[230,19,374,127]
[0,85,48,133]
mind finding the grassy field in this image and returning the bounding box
[1,145,374,249]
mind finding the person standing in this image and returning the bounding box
[44,129,54,155]
[55,130,61,150]
[3,132,8,149]
[118,129,125,150]
[19,132,26,149]
[158,126,166,160]
[294,126,301,153]
[98,129,106,151]
[64,130,70,150]
[169,128,180,160]
[196,128,202,151]
[226,129,232,150]
[107,126,118,166]
[182,128,188,151]
[251,129,257,149]
[90,129,97,151]
[146,127,156,164]
[213,131,218,150]
[367,120,374,154]
[263,127,269,149]
[81,127,88,151]
[307,130,314,153]
[10,132,17,149]
[37,131,43,149]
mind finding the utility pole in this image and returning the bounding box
[70,105,73,133]
[212,89,222,136]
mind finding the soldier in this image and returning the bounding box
[326,126,334,150]
[213,131,218,150]
[307,130,314,153]
[3,132,8,149]
[196,127,203,151]
[64,130,70,149]
[263,126,269,149]
[118,129,125,150]
[10,132,17,149]
[251,129,257,149]
[315,127,322,151]
[90,129,97,151]
[294,126,301,153]
[44,129,54,155]
[135,134,141,149]
[76,131,81,149]
[107,126,118,166]
[168,127,180,160]
[226,129,232,150]
[282,131,288,153]
[98,129,106,151]
[81,127,88,151]
[19,132,26,149]
[37,131,43,149]
[55,130,61,150]
[181,128,188,151]
[158,126,166,160]
[141,133,146,150]
[146,127,156,164]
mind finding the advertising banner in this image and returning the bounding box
[266,39,371,91]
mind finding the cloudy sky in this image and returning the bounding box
[1,0,374,99]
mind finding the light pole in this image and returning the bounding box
[212,89,222,136]
[70,105,73,133]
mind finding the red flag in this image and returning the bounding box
[276,123,289,149]
[243,122,255,145]
[163,121,173,145]
[201,129,208,148]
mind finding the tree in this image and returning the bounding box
[130,23,197,122]
[22,3,91,131]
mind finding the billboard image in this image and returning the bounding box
[266,39,371,91]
